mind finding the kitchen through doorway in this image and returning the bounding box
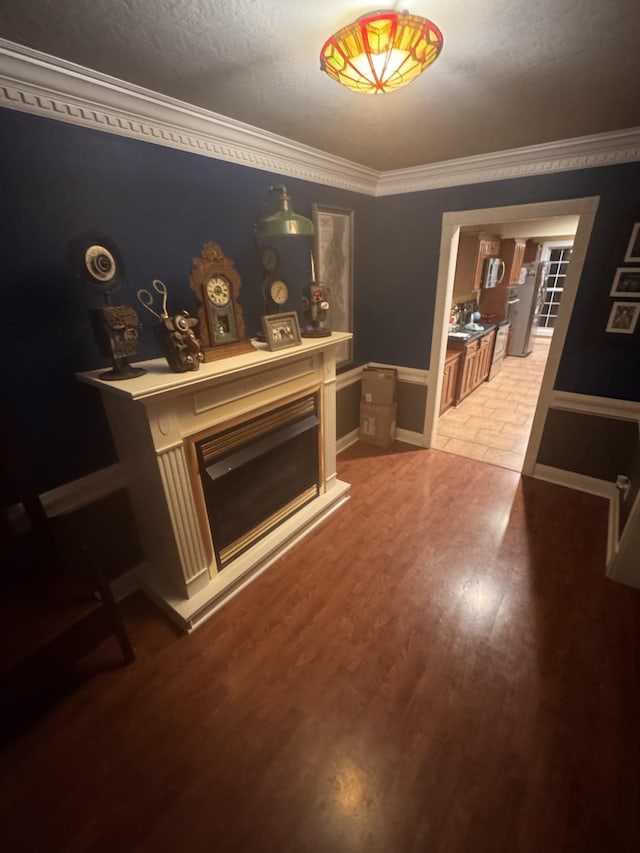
[435,334,552,471]
[423,198,598,476]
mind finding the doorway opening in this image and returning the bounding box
[424,197,599,477]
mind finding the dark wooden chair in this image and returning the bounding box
[0,412,134,737]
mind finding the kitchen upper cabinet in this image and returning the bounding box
[501,238,527,285]
[452,233,501,299]
[523,240,542,264]
[479,238,525,322]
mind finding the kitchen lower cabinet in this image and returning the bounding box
[447,328,497,405]
[440,350,462,415]
[476,330,495,383]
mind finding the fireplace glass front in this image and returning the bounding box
[194,394,320,569]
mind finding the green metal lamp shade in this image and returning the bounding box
[255,185,315,237]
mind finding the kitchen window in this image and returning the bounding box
[539,245,573,330]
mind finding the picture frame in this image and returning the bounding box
[261,311,302,350]
[312,203,354,367]
[610,267,640,297]
[624,223,640,263]
[605,301,640,335]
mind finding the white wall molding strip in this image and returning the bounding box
[335,365,363,391]
[366,363,430,386]
[0,38,378,196]
[377,128,640,195]
[1,39,638,197]
[533,464,617,500]
[533,463,619,561]
[550,391,640,421]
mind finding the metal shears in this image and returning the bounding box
[137,279,169,319]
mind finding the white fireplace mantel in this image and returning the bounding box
[78,333,352,630]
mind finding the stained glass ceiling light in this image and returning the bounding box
[320,10,443,94]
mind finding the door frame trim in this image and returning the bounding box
[423,196,600,475]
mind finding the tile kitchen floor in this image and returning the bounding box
[435,335,551,472]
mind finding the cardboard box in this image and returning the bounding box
[361,367,398,406]
[359,402,397,449]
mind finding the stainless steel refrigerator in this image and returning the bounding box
[507,262,548,357]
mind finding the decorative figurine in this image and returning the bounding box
[137,279,203,372]
[301,284,331,337]
[68,231,146,381]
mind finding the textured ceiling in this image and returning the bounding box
[1,0,639,171]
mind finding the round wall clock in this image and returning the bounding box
[263,275,289,309]
[68,230,125,296]
[189,242,254,361]
[258,245,279,273]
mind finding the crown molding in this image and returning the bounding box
[1,38,639,198]
[0,38,379,195]
[377,128,640,195]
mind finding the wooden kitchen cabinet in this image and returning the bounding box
[452,232,501,299]
[523,239,542,264]
[458,339,481,402]
[448,328,497,404]
[479,238,524,322]
[440,350,461,415]
[501,238,527,285]
[476,328,495,382]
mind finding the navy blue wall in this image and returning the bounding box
[1,106,639,492]
[364,166,640,396]
[0,108,373,492]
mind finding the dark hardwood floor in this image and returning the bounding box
[1,443,639,852]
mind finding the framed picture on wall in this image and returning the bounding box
[605,301,640,334]
[312,204,354,367]
[610,267,640,297]
[624,223,640,263]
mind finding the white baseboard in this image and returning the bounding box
[395,428,425,447]
[336,365,363,390]
[337,428,360,454]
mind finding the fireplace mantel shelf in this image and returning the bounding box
[78,332,352,402]
[78,331,352,630]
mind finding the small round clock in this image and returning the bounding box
[259,245,279,273]
[206,276,231,307]
[263,276,289,308]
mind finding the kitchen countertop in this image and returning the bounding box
[447,323,497,344]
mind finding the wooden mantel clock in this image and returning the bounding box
[189,242,254,362]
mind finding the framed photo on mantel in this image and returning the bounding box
[312,203,354,367]
[262,311,302,351]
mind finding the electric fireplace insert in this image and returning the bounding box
[194,393,320,569]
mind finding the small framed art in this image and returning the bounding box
[605,301,640,334]
[610,267,640,297]
[624,223,640,263]
[262,311,302,350]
